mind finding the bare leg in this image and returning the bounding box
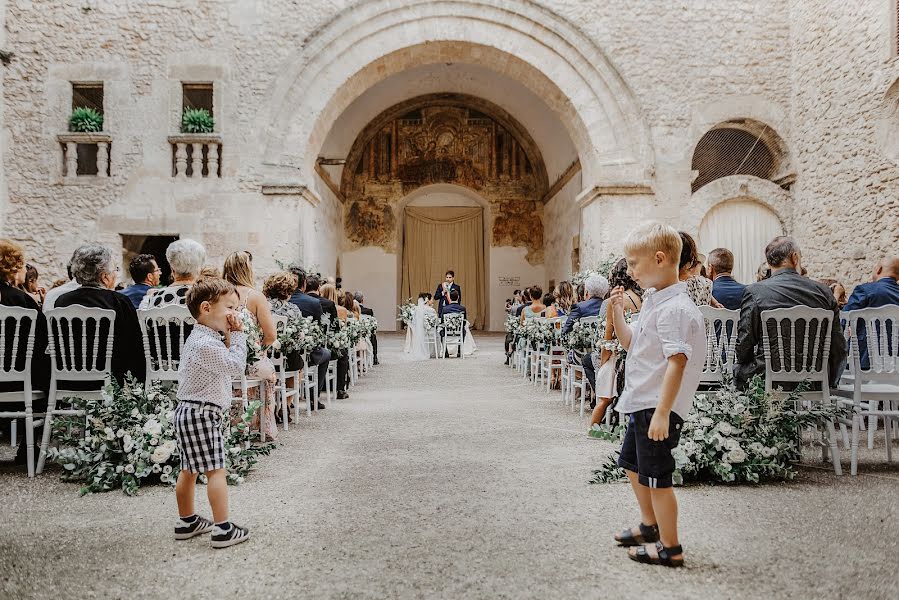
[590,397,613,427]
[175,470,198,518]
[626,469,656,535]
[628,487,683,560]
[206,468,229,523]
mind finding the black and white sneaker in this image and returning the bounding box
[210,522,250,549]
[174,515,214,540]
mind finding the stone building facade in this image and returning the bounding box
[2,0,897,329]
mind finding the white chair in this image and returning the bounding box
[37,305,116,474]
[137,305,195,390]
[322,316,337,404]
[698,306,739,385]
[833,306,899,475]
[0,307,48,477]
[300,351,318,416]
[760,306,843,475]
[540,318,566,393]
[442,315,466,359]
[426,321,442,359]
[269,315,301,431]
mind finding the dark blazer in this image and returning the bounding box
[734,269,846,387]
[562,297,604,335]
[0,282,50,394]
[844,277,899,369]
[309,292,339,327]
[434,283,461,311]
[712,275,746,311]
[360,306,374,317]
[289,290,323,320]
[440,302,467,321]
[118,283,151,309]
[55,287,146,384]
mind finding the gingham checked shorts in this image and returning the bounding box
[174,402,226,474]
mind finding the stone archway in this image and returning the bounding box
[258,0,653,188]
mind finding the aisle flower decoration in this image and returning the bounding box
[295,316,326,353]
[504,313,525,337]
[425,313,440,331]
[47,377,274,496]
[327,323,353,356]
[571,253,618,286]
[561,319,601,353]
[398,299,415,326]
[589,376,850,485]
[440,312,466,332]
[240,310,265,365]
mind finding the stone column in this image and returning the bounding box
[190,143,203,177]
[65,142,78,179]
[96,142,109,177]
[174,143,187,178]
[207,143,219,177]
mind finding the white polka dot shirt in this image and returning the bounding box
[177,324,248,411]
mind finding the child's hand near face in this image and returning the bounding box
[609,286,626,312]
[226,312,243,333]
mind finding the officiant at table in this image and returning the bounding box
[434,270,461,314]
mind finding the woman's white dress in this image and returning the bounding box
[404,300,437,361]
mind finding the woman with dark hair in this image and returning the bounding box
[589,258,643,428]
[21,264,46,306]
[678,231,722,307]
[520,286,545,322]
[820,278,848,308]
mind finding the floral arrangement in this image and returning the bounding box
[561,319,601,352]
[589,376,849,485]
[326,323,354,356]
[521,318,556,346]
[273,315,304,355]
[571,253,618,286]
[295,316,326,353]
[398,299,416,326]
[425,313,440,331]
[359,316,379,338]
[441,312,466,332]
[47,377,274,496]
[240,310,265,365]
[504,313,525,337]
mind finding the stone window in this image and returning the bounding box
[72,82,104,114]
[691,128,776,193]
[59,82,110,179]
[182,82,213,116]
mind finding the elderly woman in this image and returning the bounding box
[139,238,206,309]
[55,244,145,384]
[0,239,50,468]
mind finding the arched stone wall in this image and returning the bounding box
[686,175,792,235]
[258,0,653,188]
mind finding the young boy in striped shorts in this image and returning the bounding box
[173,278,250,548]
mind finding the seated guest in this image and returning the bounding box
[321,283,350,399]
[42,251,82,311]
[756,261,772,282]
[562,275,608,335]
[440,290,467,358]
[288,269,330,404]
[734,236,846,388]
[515,286,532,318]
[140,239,206,309]
[119,253,161,309]
[678,232,721,307]
[520,287,545,322]
[55,244,146,384]
[0,239,50,468]
[265,271,303,320]
[553,281,577,317]
[844,256,899,369]
[819,278,847,309]
[539,293,557,317]
[21,264,46,306]
[354,291,378,365]
[308,275,339,325]
[708,247,746,310]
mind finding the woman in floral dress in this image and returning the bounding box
[222,251,278,441]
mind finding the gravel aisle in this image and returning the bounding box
[1,333,897,599]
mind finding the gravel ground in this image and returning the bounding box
[1,333,897,599]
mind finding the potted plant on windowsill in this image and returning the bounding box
[69,106,104,133]
[181,108,214,134]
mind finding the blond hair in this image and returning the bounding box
[222,251,254,288]
[319,283,339,303]
[623,222,682,264]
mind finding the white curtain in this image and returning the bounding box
[698,199,784,284]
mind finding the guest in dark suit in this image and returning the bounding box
[288,269,330,403]
[307,274,339,326]
[55,244,146,385]
[440,290,467,357]
[844,257,899,369]
[434,270,462,315]
[118,253,161,309]
[708,247,746,311]
[734,237,847,388]
[562,274,609,335]
[354,291,378,365]
[0,240,51,466]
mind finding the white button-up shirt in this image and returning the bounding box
[615,282,706,419]
[177,324,248,411]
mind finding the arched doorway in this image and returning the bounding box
[398,185,489,330]
[698,199,784,284]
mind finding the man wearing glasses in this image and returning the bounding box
[119,253,162,308]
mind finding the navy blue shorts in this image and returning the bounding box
[617,408,683,489]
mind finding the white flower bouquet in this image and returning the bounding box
[397,299,416,326]
[294,316,326,353]
[504,313,524,337]
[47,377,274,495]
[425,313,440,331]
[571,254,618,286]
[240,310,265,365]
[590,376,850,485]
[561,319,600,352]
[440,312,466,332]
[326,324,353,356]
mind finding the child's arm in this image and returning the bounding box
[609,287,633,351]
[648,354,687,441]
[197,334,248,377]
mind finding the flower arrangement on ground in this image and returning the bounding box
[47,377,274,496]
[589,376,849,485]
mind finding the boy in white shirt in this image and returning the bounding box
[173,278,250,548]
[609,222,706,568]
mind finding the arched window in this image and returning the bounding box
[698,199,784,284]
[692,127,776,193]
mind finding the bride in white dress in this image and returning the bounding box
[404,295,438,361]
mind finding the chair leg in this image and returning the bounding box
[36,384,57,475]
[850,416,860,476]
[25,410,35,478]
[886,410,893,463]
[824,419,842,476]
[10,420,16,448]
[868,415,876,450]
[839,422,850,450]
